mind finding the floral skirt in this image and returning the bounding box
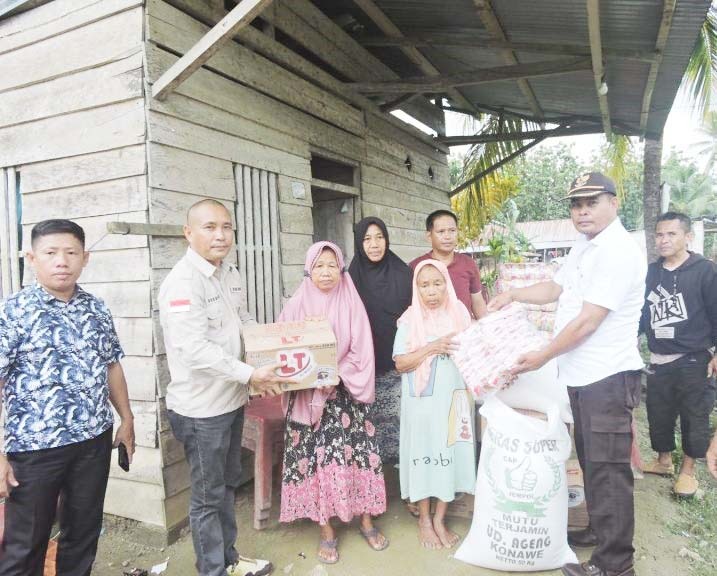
[371,370,402,463]
[280,385,387,525]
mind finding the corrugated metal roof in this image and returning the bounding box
[478,219,581,248]
[318,0,711,137]
[474,219,647,254]
[8,0,706,139]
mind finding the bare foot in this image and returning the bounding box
[418,518,443,549]
[433,516,460,548]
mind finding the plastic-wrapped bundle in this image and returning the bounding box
[526,310,556,333]
[453,304,549,398]
[496,263,559,314]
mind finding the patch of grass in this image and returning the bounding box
[661,413,717,576]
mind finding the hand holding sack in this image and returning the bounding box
[455,397,577,571]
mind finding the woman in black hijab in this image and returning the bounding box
[349,216,412,462]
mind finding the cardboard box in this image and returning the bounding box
[244,320,339,395]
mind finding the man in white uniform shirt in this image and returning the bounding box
[489,173,646,576]
[159,199,291,576]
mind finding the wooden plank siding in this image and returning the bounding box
[0,1,161,526]
[0,0,450,537]
[146,0,365,137]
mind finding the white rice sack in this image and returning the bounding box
[453,304,548,397]
[455,397,577,572]
[496,359,573,424]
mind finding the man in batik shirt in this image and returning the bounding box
[0,219,135,576]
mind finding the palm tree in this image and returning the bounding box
[663,156,717,215]
[694,110,717,174]
[451,113,540,232]
[451,4,717,262]
[643,4,717,261]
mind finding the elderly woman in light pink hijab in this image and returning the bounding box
[393,259,475,551]
[278,241,388,564]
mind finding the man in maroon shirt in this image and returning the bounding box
[410,210,487,319]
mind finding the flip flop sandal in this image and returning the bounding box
[360,527,390,551]
[318,538,339,564]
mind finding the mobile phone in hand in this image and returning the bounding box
[118,443,130,472]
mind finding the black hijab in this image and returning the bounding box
[349,217,413,373]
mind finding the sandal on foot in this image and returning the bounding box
[318,538,339,564]
[643,458,674,476]
[360,527,389,551]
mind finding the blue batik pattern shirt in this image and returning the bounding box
[0,284,124,453]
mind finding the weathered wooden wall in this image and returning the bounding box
[146,0,450,535]
[148,0,450,265]
[1,0,451,537]
[0,0,167,528]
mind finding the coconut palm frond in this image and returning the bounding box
[695,110,717,173]
[663,159,717,216]
[451,171,520,243]
[604,133,633,200]
[681,6,717,119]
[455,114,541,229]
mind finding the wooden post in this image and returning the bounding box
[643,136,663,263]
[640,0,677,133]
[251,168,265,323]
[152,0,273,100]
[0,170,9,298]
[586,0,612,138]
[352,0,473,119]
[359,35,656,62]
[437,124,603,146]
[473,0,544,119]
[349,58,592,94]
[268,174,281,318]
[243,167,257,319]
[106,222,184,237]
[259,170,273,322]
[6,169,20,293]
[234,165,249,308]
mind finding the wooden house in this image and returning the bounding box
[0,0,709,541]
[0,0,453,540]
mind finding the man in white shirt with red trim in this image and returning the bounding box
[489,172,646,576]
[159,199,291,576]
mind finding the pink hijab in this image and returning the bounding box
[278,241,375,427]
[397,259,471,397]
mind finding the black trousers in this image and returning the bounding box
[0,428,112,576]
[646,351,716,459]
[569,371,641,573]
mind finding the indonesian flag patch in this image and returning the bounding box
[169,298,191,313]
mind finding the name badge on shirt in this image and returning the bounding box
[230,286,241,294]
[654,326,675,339]
[206,295,220,305]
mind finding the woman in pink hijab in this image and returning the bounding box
[394,260,475,551]
[278,241,387,564]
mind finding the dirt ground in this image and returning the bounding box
[92,402,704,576]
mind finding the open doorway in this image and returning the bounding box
[312,188,355,260]
[310,153,359,261]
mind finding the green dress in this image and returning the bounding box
[394,323,477,503]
